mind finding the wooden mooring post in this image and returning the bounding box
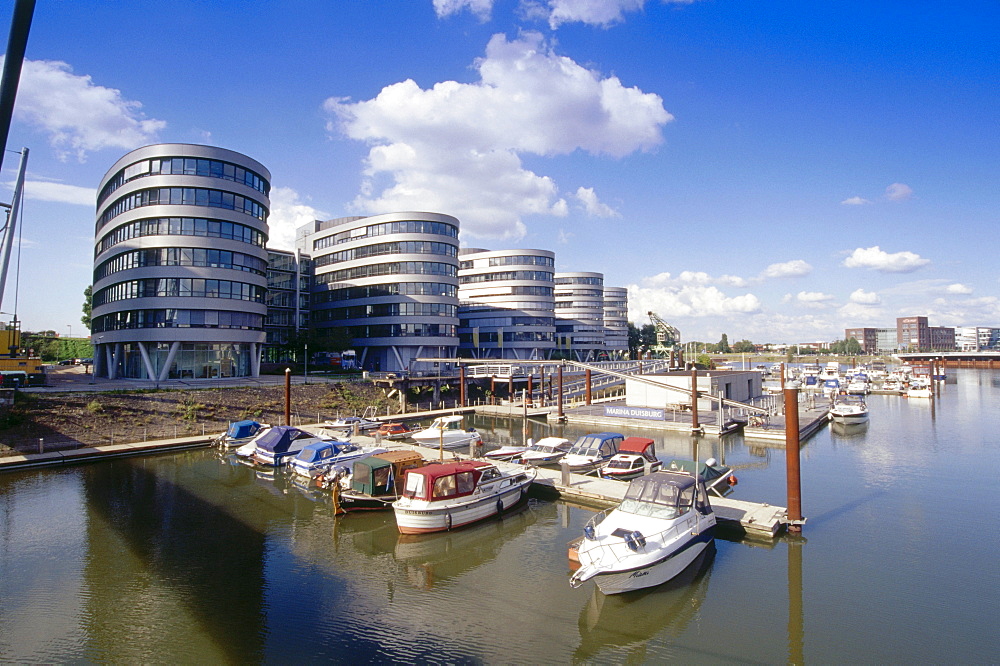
[784,386,805,532]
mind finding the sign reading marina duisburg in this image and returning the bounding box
[604,405,665,420]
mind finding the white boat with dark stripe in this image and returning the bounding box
[392,460,536,534]
[570,470,716,595]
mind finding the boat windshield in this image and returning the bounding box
[569,436,602,456]
[606,457,636,469]
[403,471,425,499]
[618,477,695,520]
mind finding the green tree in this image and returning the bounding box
[732,339,755,353]
[81,285,92,331]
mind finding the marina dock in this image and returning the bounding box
[1,410,790,538]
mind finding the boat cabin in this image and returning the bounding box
[376,422,411,438]
[401,460,496,502]
[427,415,468,432]
[351,450,425,496]
[618,471,712,520]
[567,432,624,458]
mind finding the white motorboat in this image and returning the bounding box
[325,408,381,434]
[519,436,573,466]
[569,470,716,595]
[410,414,483,449]
[829,397,869,424]
[392,459,536,534]
[484,440,531,461]
[907,378,933,398]
[561,432,625,473]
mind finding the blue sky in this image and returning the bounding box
[2,0,998,343]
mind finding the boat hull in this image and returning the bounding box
[591,530,714,595]
[393,484,529,535]
[830,413,868,424]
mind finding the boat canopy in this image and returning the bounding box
[295,440,356,464]
[227,420,263,439]
[401,460,492,502]
[255,426,317,454]
[620,471,711,518]
[528,437,571,452]
[568,433,624,457]
[351,451,424,495]
[618,437,656,461]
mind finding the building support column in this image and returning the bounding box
[137,341,156,382]
[249,342,260,377]
[159,341,180,382]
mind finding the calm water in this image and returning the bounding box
[2,369,999,663]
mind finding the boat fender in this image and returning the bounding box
[728,474,738,486]
[496,499,504,516]
[445,512,452,531]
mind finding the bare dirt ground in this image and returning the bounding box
[0,375,396,454]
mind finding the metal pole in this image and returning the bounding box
[784,387,803,532]
[690,368,700,433]
[557,364,564,419]
[459,365,466,407]
[0,147,27,312]
[0,0,35,176]
[284,368,291,426]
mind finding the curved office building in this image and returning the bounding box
[299,212,460,374]
[603,286,630,360]
[92,144,270,379]
[554,271,606,361]
[458,248,555,360]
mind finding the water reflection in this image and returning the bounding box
[830,419,869,441]
[394,501,539,590]
[81,458,267,663]
[574,543,716,663]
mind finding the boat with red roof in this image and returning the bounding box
[392,459,536,534]
[600,437,662,481]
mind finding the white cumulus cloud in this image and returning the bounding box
[544,0,697,29]
[885,182,913,202]
[849,288,880,305]
[6,58,165,161]
[575,186,620,218]
[434,0,494,19]
[760,259,812,279]
[796,291,835,308]
[840,196,871,205]
[325,32,671,240]
[628,280,762,320]
[945,283,973,295]
[266,187,329,251]
[843,246,930,273]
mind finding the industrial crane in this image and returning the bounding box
[646,311,681,360]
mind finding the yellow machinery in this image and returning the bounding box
[0,320,42,373]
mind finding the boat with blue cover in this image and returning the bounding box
[215,420,268,448]
[249,426,336,467]
[288,439,388,479]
